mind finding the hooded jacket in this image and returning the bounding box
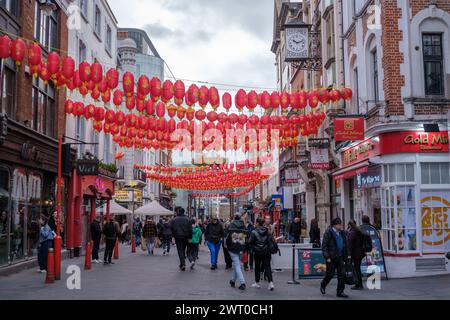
[249,226,270,254]
[225,219,248,254]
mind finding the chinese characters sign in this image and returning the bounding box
[334,118,365,141]
[421,192,450,253]
[342,137,380,167]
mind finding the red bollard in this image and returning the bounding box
[114,238,119,260]
[131,235,136,253]
[54,235,61,280]
[84,241,92,270]
[45,248,55,284]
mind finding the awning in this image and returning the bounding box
[332,161,370,181]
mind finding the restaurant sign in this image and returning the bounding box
[380,131,449,154]
[342,137,380,167]
[334,117,365,141]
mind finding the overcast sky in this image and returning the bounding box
[108,0,277,92]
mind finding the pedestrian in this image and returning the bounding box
[362,215,372,227]
[187,219,202,269]
[222,220,233,270]
[288,217,301,244]
[243,221,255,272]
[102,216,121,265]
[347,220,365,290]
[198,220,206,245]
[90,216,102,263]
[132,217,143,246]
[170,208,192,271]
[310,218,321,248]
[37,215,54,273]
[120,220,129,244]
[264,215,274,236]
[205,216,224,270]
[249,217,275,291]
[142,217,158,255]
[320,217,349,298]
[161,217,173,255]
[48,211,57,232]
[225,213,248,290]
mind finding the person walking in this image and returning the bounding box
[205,216,224,270]
[320,218,349,298]
[347,220,365,290]
[288,217,301,244]
[90,217,102,263]
[243,221,255,271]
[187,219,202,269]
[171,208,192,271]
[142,217,158,255]
[225,213,248,290]
[37,215,54,273]
[161,218,173,255]
[249,218,275,291]
[222,220,233,269]
[102,216,121,265]
[132,217,143,246]
[309,219,321,248]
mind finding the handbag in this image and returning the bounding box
[344,262,356,286]
[141,237,147,251]
[241,250,249,264]
[154,237,161,248]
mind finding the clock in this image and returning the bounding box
[287,33,307,53]
[284,27,309,61]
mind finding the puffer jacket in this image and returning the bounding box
[249,226,270,255]
[205,222,224,244]
[171,215,192,240]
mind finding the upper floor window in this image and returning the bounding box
[421,163,450,184]
[371,49,379,102]
[422,34,444,96]
[0,0,18,17]
[34,1,58,51]
[94,5,101,38]
[325,13,335,61]
[31,77,56,138]
[79,0,88,19]
[0,62,16,118]
[78,39,87,64]
[106,24,112,53]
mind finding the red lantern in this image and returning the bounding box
[136,99,146,113]
[249,115,259,126]
[270,92,280,109]
[290,92,300,110]
[207,111,218,123]
[260,91,271,109]
[105,109,115,124]
[115,111,126,125]
[238,114,248,126]
[126,114,138,128]
[187,84,199,105]
[174,80,185,100]
[91,62,103,84]
[167,104,177,118]
[0,35,12,59]
[27,43,41,67]
[150,77,162,101]
[11,38,25,66]
[64,100,74,115]
[106,68,119,89]
[138,75,150,97]
[91,88,101,101]
[146,99,155,116]
[197,86,209,108]
[123,72,135,97]
[208,87,220,109]
[222,93,232,112]
[280,92,290,110]
[228,113,239,125]
[177,107,186,120]
[78,84,88,96]
[39,66,51,83]
[318,88,330,104]
[62,56,75,79]
[298,91,308,109]
[195,110,207,121]
[308,90,319,108]
[113,90,123,107]
[162,80,174,102]
[341,87,353,100]
[235,89,247,111]
[79,61,91,83]
[186,108,195,121]
[247,91,258,111]
[94,107,105,121]
[84,104,96,120]
[329,89,341,102]
[126,96,135,111]
[156,102,166,118]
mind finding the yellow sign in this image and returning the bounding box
[421,195,450,247]
[114,189,143,203]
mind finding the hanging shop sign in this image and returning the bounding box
[285,167,299,184]
[380,131,449,154]
[76,159,99,176]
[334,117,365,141]
[114,189,142,203]
[272,194,284,211]
[342,137,380,167]
[360,224,388,278]
[308,138,330,170]
[356,166,382,189]
[297,248,327,278]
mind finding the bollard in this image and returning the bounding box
[114,238,119,260]
[287,244,300,285]
[131,235,136,253]
[84,241,92,270]
[54,235,62,280]
[45,248,55,284]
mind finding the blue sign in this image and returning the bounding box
[271,194,284,210]
[357,166,382,189]
[297,249,327,278]
[360,224,387,277]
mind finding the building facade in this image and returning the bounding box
[0,0,68,267]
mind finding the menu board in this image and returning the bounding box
[297,249,327,278]
[360,224,388,277]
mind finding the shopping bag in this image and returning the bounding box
[241,250,249,264]
[344,262,356,286]
[141,237,147,251]
[154,237,161,248]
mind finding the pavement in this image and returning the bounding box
[1,243,450,300]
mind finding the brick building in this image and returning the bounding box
[0,0,68,267]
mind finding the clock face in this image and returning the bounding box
[285,28,309,60]
[287,33,307,53]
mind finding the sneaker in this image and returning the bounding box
[268,282,275,291]
[40,270,47,274]
[238,284,246,291]
[251,283,261,289]
[229,280,236,288]
[351,285,364,291]
[181,266,186,271]
[163,250,166,255]
[36,268,42,273]
[103,261,108,265]
[190,262,195,270]
[109,261,114,265]
[337,293,349,298]
[320,285,326,295]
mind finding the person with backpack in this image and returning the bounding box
[225,213,248,291]
[187,219,202,269]
[248,217,275,291]
[132,217,143,246]
[90,217,102,263]
[102,216,121,265]
[347,220,365,290]
[171,208,192,271]
[161,218,173,255]
[205,216,224,270]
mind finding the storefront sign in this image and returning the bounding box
[334,117,365,141]
[357,166,382,189]
[380,131,449,154]
[285,167,299,184]
[297,249,327,278]
[114,189,142,203]
[21,142,43,163]
[360,224,387,276]
[421,192,450,253]
[342,137,380,167]
[76,160,99,176]
[272,194,283,211]
[310,147,330,169]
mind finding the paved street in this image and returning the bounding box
[1,244,450,300]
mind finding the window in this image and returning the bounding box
[353,67,360,113]
[421,163,450,185]
[31,78,56,138]
[0,0,18,17]
[325,13,335,61]
[0,65,16,118]
[422,34,444,96]
[92,132,99,158]
[78,39,87,64]
[94,5,101,38]
[103,134,111,164]
[76,117,86,157]
[34,1,58,51]
[384,164,415,183]
[79,0,88,19]
[106,24,112,53]
[371,49,379,102]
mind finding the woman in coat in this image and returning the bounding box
[347,219,365,290]
[309,219,321,248]
[204,217,224,270]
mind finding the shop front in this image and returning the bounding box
[336,130,450,278]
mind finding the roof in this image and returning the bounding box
[118,28,161,59]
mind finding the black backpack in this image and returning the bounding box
[362,231,373,253]
[104,221,116,238]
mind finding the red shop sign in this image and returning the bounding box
[334,118,365,141]
[380,131,449,154]
[342,137,380,167]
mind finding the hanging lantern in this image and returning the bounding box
[198,86,209,108]
[167,104,177,118]
[318,88,330,104]
[340,87,353,100]
[123,72,135,97]
[174,80,185,100]
[247,91,258,111]
[136,99,146,113]
[260,91,271,109]
[298,91,308,109]
[105,109,116,124]
[208,87,220,110]
[280,92,290,110]
[249,115,259,126]
[222,93,232,112]
[187,84,199,105]
[290,92,300,110]
[79,61,91,83]
[115,111,126,125]
[270,91,280,109]
[113,90,123,107]
[186,108,195,121]
[177,107,186,120]
[329,89,341,102]
[91,62,103,84]
[61,56,75,79]
[126,114,138,128]
[94,107,105,121]
[84,104,96,120]
[162,80,174,102]
[137,75,150,97]
[0,35,12,59]
[228,113,239,125]
[39,65,51,83]
[146,99,155,116]
[64,100,74,115]
[27,43,41,67]
[90,88,101,101]
[207,111,218,123]
[11,38,26,66]
[106,68,119,90]
[126,96,135,111]
[235,89,247,111]
[238,114,248,126]
[78,84,88,96]
[150,77,162,101]
[308,90,319,108]
[195,110,207,121]
[156,101,166,118]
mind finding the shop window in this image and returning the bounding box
[0,168,10,266]
[421,163,450,185]
[106,24,112,54]
[384,164,415,183]
[421,190,450,254]
[422,34,444,96]
[78,39,87,64]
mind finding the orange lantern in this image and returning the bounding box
[186,108,195,121]
[177,106,186,120]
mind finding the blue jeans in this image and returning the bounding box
[135,234,141,246]
[230,252,245,285]
[146,237,155,254]
[38,240,53,271]
[206,240,221,266]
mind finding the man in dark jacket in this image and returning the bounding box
[170,208,192,271]
[320,218,349,298]
[161,218,173,255]
[102,217,121,265]
[90,217,102,263]
[288,217,301,243]
[205,217,224,270]
[225,213,248,290]
[249,218,274,291]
